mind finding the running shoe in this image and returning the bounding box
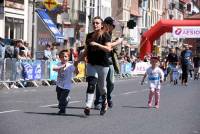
[84,107,90,116]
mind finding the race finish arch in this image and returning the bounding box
[139,19,200,59]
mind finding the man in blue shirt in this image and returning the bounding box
[180,44,192,86]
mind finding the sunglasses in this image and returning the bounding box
[92,22,100,25]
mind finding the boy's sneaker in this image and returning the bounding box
[108,101,113,108]
[100,103,108,116]
[57,109,66,115]
[84,107,90,116]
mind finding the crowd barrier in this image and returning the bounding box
[0,58,150,89]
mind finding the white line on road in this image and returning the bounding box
[39,104,58,108]
[120,89,148,96]
[0,110,21,114]
[39,101,81,108]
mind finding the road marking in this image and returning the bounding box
[120,89,148,95]
[23,89,36,92]
[69,101,81,104]
[39,104,58,108]
[39,101,81,108]
[192,130,200,134]
[0,110,20,114]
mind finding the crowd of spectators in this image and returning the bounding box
[0,38,31,60]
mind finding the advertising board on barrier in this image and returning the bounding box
[22,62,33,80]
[173,26,200,38]
[33,61,42,80]
[75,63,85,79]
[132,62,151,75]
[22,61,42,80]
[49,61,59,80]
[125,63,132,74]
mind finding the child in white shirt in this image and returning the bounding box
[53,49,78,114]
[141,56,164,109]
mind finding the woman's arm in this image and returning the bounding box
[90,37,123,51]
[110,37,123,48]
[90,42,112,52]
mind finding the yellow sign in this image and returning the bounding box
[43,0,58,11]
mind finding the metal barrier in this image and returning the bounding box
[0,58,136,89]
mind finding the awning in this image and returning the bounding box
[36,9,64,43]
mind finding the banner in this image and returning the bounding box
[125,63,132,74]
[49,61,59,80]
[132,62,151,75]
[22,62,33,80]
[173,26,200,38]
[32,61,42,80]
[75,63,85,78]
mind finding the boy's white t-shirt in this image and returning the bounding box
[56,62,75,90]
[146,66,164,89]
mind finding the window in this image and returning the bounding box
[5,17,24,40]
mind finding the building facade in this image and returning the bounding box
[0,0,29,41]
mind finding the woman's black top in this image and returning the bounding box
[86,32,111,67]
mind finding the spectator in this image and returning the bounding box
[18,47,28,60]
[0,37,5,59]
[51,43,58,61]
[23,42,32,59]
[43,44,52,60]
[13,40,23,59]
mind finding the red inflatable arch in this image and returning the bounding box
[139,19,200,59]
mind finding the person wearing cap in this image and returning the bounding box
[180,44,192,86]
[93,17,123,109]
[141,56,164,109]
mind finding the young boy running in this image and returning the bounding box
[53,49,78,114]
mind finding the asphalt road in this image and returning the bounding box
[0,77,200,134]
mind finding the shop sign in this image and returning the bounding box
[173,26,200,38]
